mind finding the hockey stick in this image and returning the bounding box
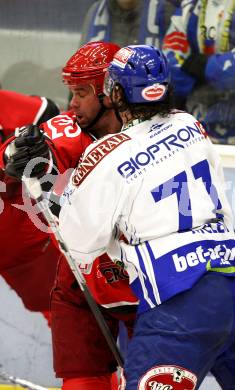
[0,370,48,390]
[23,177,124,368]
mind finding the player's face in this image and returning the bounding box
[70,84,101,128]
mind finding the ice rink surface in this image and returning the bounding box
[0,276,61,388]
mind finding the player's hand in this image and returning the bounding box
[4,124,50,179]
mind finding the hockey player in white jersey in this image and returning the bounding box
[59,45,235,389]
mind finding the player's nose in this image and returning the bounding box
[70,95,80,110]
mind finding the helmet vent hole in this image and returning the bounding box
[144,64,151,74]
[128,61,135,69]
[159,62,164,75]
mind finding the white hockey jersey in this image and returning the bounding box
[59,111,235,314]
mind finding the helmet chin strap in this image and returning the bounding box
[113,106,123,125]
[110,87,125,125]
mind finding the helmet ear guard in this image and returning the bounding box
[105,45,171,104]
[62,41,121,96]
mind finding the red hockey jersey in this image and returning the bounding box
[0,106,137,311]
[41,112,138,309]
[0,91,60,311]
[0,90,49,134]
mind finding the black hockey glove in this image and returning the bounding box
[5,124,50,179]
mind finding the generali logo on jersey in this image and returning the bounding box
[72,133,131,186]
[138,365,197,390]
[142,84,166,101]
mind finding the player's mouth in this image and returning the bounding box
[76,114,87,126]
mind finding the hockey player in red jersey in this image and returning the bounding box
[2,42,138,390]
[0,90,60,323]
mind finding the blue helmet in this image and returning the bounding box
[104,45,170,104]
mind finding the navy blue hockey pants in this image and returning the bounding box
[124,273,235,389]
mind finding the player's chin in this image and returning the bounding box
[76,116,89,128]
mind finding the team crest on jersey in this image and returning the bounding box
[72,133,131,186]
[112,47,134,69]
[141,84,166,101]
[97,259,128,283]
[138,365,197,390]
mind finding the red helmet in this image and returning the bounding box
[62,41,120,96]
